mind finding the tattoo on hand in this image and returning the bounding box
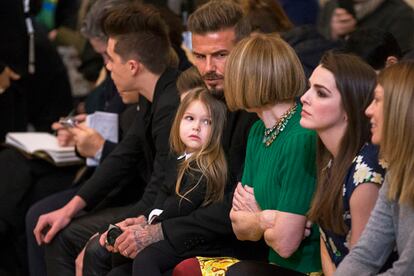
[133,223,164,252]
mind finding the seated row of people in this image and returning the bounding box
[12,0,414,275]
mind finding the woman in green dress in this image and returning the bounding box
[225,33,321,275]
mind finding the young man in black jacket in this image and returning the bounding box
[30,3,180,275]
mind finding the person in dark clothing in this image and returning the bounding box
[341,28,402,71]
[318,0,414,53]
[31,3,180,276]
[234,0,338,78]
[0,0,73,141]
[93,88,229,276]
[82,1,262,276]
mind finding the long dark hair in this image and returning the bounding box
[308,52,377,234]
[170,87,228,205]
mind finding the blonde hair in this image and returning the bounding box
[224,33,306,111]
[170,87,228,205]
[379,61,414,207]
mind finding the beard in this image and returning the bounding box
[202,71,225,100]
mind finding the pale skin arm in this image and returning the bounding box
[230,209,263,241]
[33,195,87,244]
[261,210,307,258]
[348,183,380,247]
[321,237,336,276]
[320,182,379,275]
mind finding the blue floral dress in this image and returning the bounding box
[320,143,386,266]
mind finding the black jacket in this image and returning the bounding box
[145,158,207,222]
[160,110,265,259]
[77,67,180,210]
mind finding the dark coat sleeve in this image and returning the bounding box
[76,112,148,208]
[155,166,207,221]
[125,95,179,216]
[84,68,180,213]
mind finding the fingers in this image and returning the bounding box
[99,231,108,246]
[44,223,60,243]
[52,121,64,130]
[7,67,21,80]
[243,185,255,195]
[331,8,356,38]
[115,230,137,258]
[113,230,128,250]
[75,123,90,131]
[56,129,74,146]
[303,220,313,239]
[75,114,87,123]
[232,196,243,211]
[33,219,48,245]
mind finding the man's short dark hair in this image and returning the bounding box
[103,3,171,74]
[187,0,243,34]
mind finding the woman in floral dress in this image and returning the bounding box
[300,52,385,276]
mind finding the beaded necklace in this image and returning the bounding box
[262,103,297,147]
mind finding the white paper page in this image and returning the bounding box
[85,112,119,166]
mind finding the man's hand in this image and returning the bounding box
[232,182,261,212]
[115,223,164,259]
[33,208,72,245]
[52,114,87,147]
[99,216,148,250]
[330,8,356,40]
[71,124,105,158]
[0,66,20,94]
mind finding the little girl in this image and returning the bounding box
[107,87,228,275]
[144,86,228,224]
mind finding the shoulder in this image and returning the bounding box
[281,119,317,153]
[351,144,385,188]
[153,68,180,111]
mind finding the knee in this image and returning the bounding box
[172,258,202,276]
[26,202,42,231]
[84,235,109,262]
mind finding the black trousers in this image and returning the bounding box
[0,147,78,275]
[83,235,181,276]
[26,187,79,276]
[26,186,133,276]
[45,205,132,276]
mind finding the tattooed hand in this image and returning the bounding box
[115,223,164,259]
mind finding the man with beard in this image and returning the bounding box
[79,1,264,275]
